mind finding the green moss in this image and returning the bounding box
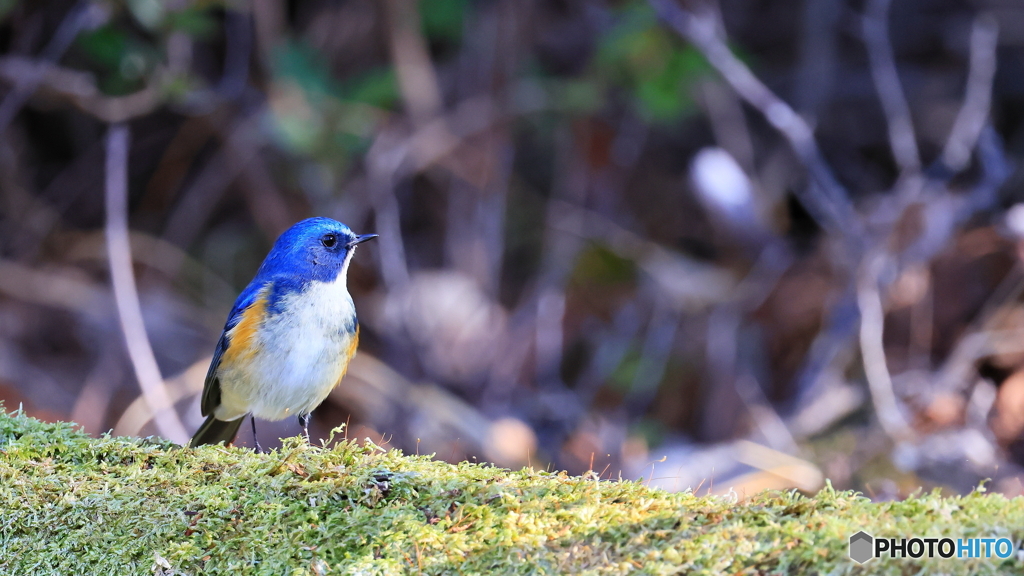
[1,409,1023,574]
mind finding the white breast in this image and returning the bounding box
[217,269,359,421]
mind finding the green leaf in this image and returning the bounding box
[342,68,399,109]
[272,41,341,101]
[629,418,667,448]
[0,0,18,23]
[554,79,602,114]
[168,8,218,38]
[419,0,467,42]
[76,26,130,70]
[609,350,642,393]
[573,243,637,286]
[594,1,710,122]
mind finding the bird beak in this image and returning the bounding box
[348,234,378,248]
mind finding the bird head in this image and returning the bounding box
[257,217,377,284]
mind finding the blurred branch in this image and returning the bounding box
[162,116,241,249]
[863,0,920,176]
[0,6,257,124]
[70,349,121,435]
[2,139,102,259]
[793,0,839,117]
[228,134,294,240]
[939,14,999,175]
[703,245,795,445]
[104,124,189,444]
[444,152,513,294]
[547,197,737,309]
[251,0,285,67]
[215,10,252,100]
[733,440,823,493]
[933,263,1024,394]
[163,112,292,249]
[112,356,207,438]
[649,0,861,240]
[367,132,412,291]
[0,56,160,123]
[699,81,755,173]
[965,125,1010,213]
[365,97,501,292]
[0,259,107,317]
[385,0,443,126]
[533,126,589,389]
[0,1,106,134]
[857,253,915,441]
[64,229,236,318]
[332,353,494,454]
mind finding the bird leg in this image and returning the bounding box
[299,413,311,444]
[250,415,263,453]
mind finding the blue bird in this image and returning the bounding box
[189,217,377,449]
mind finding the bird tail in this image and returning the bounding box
[189,415,244,448]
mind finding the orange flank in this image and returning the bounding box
[222,289,269,368]
[336,325,359,387]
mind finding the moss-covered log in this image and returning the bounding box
[1,409,1022,575]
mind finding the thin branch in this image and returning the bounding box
[367,132,412,291]
[363,96,502,292]
[0,259,107,317]
[0,56,160,123]
[940,14,999,174]
[649,0,861,240]
[215,9,252,99]
[385,0,444,126]
[105,124,189,444]
[0,1,105,134]
[863,0,921,175]
[162,113,285,250]
[933,263,1024,394]
[857,253,915,441]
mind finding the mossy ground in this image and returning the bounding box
[2,409,1023,575]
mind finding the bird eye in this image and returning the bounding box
[321,233,338,248]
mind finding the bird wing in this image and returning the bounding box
[199,280,273,417]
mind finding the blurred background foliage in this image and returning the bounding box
[2,0,1024,500]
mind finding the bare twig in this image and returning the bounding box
[534,125,589,389]
[857,253,915,441]
[698,80,756,173]
[444,146,514,295]
[0,259,107,317]
[863,0,921,175]
[215,9,252,100]
[649,0,861,240]
[367,133,412,291]
[940,14,999,174]
[0,56,160,123]
[363,97,501,292]
[933,263,1024,394]
[105,124,189,444]
[384,0,444,126]
[964,125,1010,214]
[112,356,208,438]
[0,1,106,133]
[163,113,284,250]
[733,440,823,492]
[793,0,839,116]
[251,0,285,67]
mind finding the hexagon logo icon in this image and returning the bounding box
[849,531,874,564]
